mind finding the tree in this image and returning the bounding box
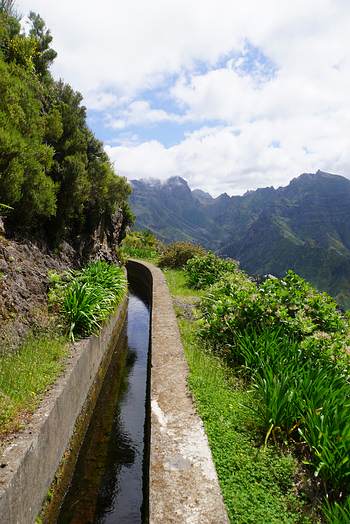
[0,7,133,245]
[28,12,57,78]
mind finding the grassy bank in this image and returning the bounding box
[0,332,68,439]
[0,260,127,445]
[166,269,314,523]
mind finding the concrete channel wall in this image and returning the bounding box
[128,260,229,524]
[0,296,128,524]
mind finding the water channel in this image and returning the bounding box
[57,282,151,524]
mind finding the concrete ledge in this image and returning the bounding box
[0,296,128,524]
[128,261,229,524]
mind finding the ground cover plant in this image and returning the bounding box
[0,259,127,442]
[191,257,350,520]
[49,260,127,341]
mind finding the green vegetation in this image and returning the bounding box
[49,261,127,341]
[0,332,67,436]
[186,252,238,289]
[163,268,204,298]
[166,269,313,523]
[0,260,126,438]
[0,4,132,244]
[164,256,350,522]
[158,241,206,269]
[118,230,163,262]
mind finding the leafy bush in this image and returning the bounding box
[118,230,163,261]
[49,261,126,340]
[199,270,348,351]
[185,252,238,289]
[158,241,206,269]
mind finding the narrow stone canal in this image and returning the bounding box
[57,284,150,523]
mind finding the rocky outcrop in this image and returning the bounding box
[79,208,126,263]
[0,237,71,354]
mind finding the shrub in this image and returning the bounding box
[199,270,348,351]
[185,252,238,289]
[49,261,127,340]
[158,241,206,269]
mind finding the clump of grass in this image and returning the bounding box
[0,333,67,436]
[49,261,127,341]
[236,329,350,500]
[322,496,350,523]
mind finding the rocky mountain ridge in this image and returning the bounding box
[130,170,350,307]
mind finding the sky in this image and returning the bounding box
[18,0,350,196]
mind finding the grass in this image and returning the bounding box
[0,261,126,441]
[0,332,68,437]
[162,268,203,298]
[164,268,317,523]
[179,319,312,523]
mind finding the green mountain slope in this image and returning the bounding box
[130,171,350,308]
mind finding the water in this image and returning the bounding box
[57,286,150,524]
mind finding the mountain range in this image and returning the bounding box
[130,171,350,308]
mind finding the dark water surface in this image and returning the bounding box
[57,286,150,524]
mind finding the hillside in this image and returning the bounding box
[130,171,350,307]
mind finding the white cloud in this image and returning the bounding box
[106,100,181,129]
[17,0,350,194]
[106,119,350,196]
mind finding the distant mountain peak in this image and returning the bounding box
[167,176,189,186]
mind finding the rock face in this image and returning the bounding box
[130,171,350,308]
[78,208,126,263]
[0,237,72,353]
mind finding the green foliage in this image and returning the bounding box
[118,230,163,261]
[176,317,311,524]
[158,241,206,269]
[197,264,350,503]
[323,497,350,523]
[163,263,350,518]
[199,270,347,352]
[185,252,238,289]
[162,268,204,298]
[49,261,127,341]
[0,8,132,243]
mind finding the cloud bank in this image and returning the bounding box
[18,0,350,195]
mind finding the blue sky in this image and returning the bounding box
[19,0,350,195]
